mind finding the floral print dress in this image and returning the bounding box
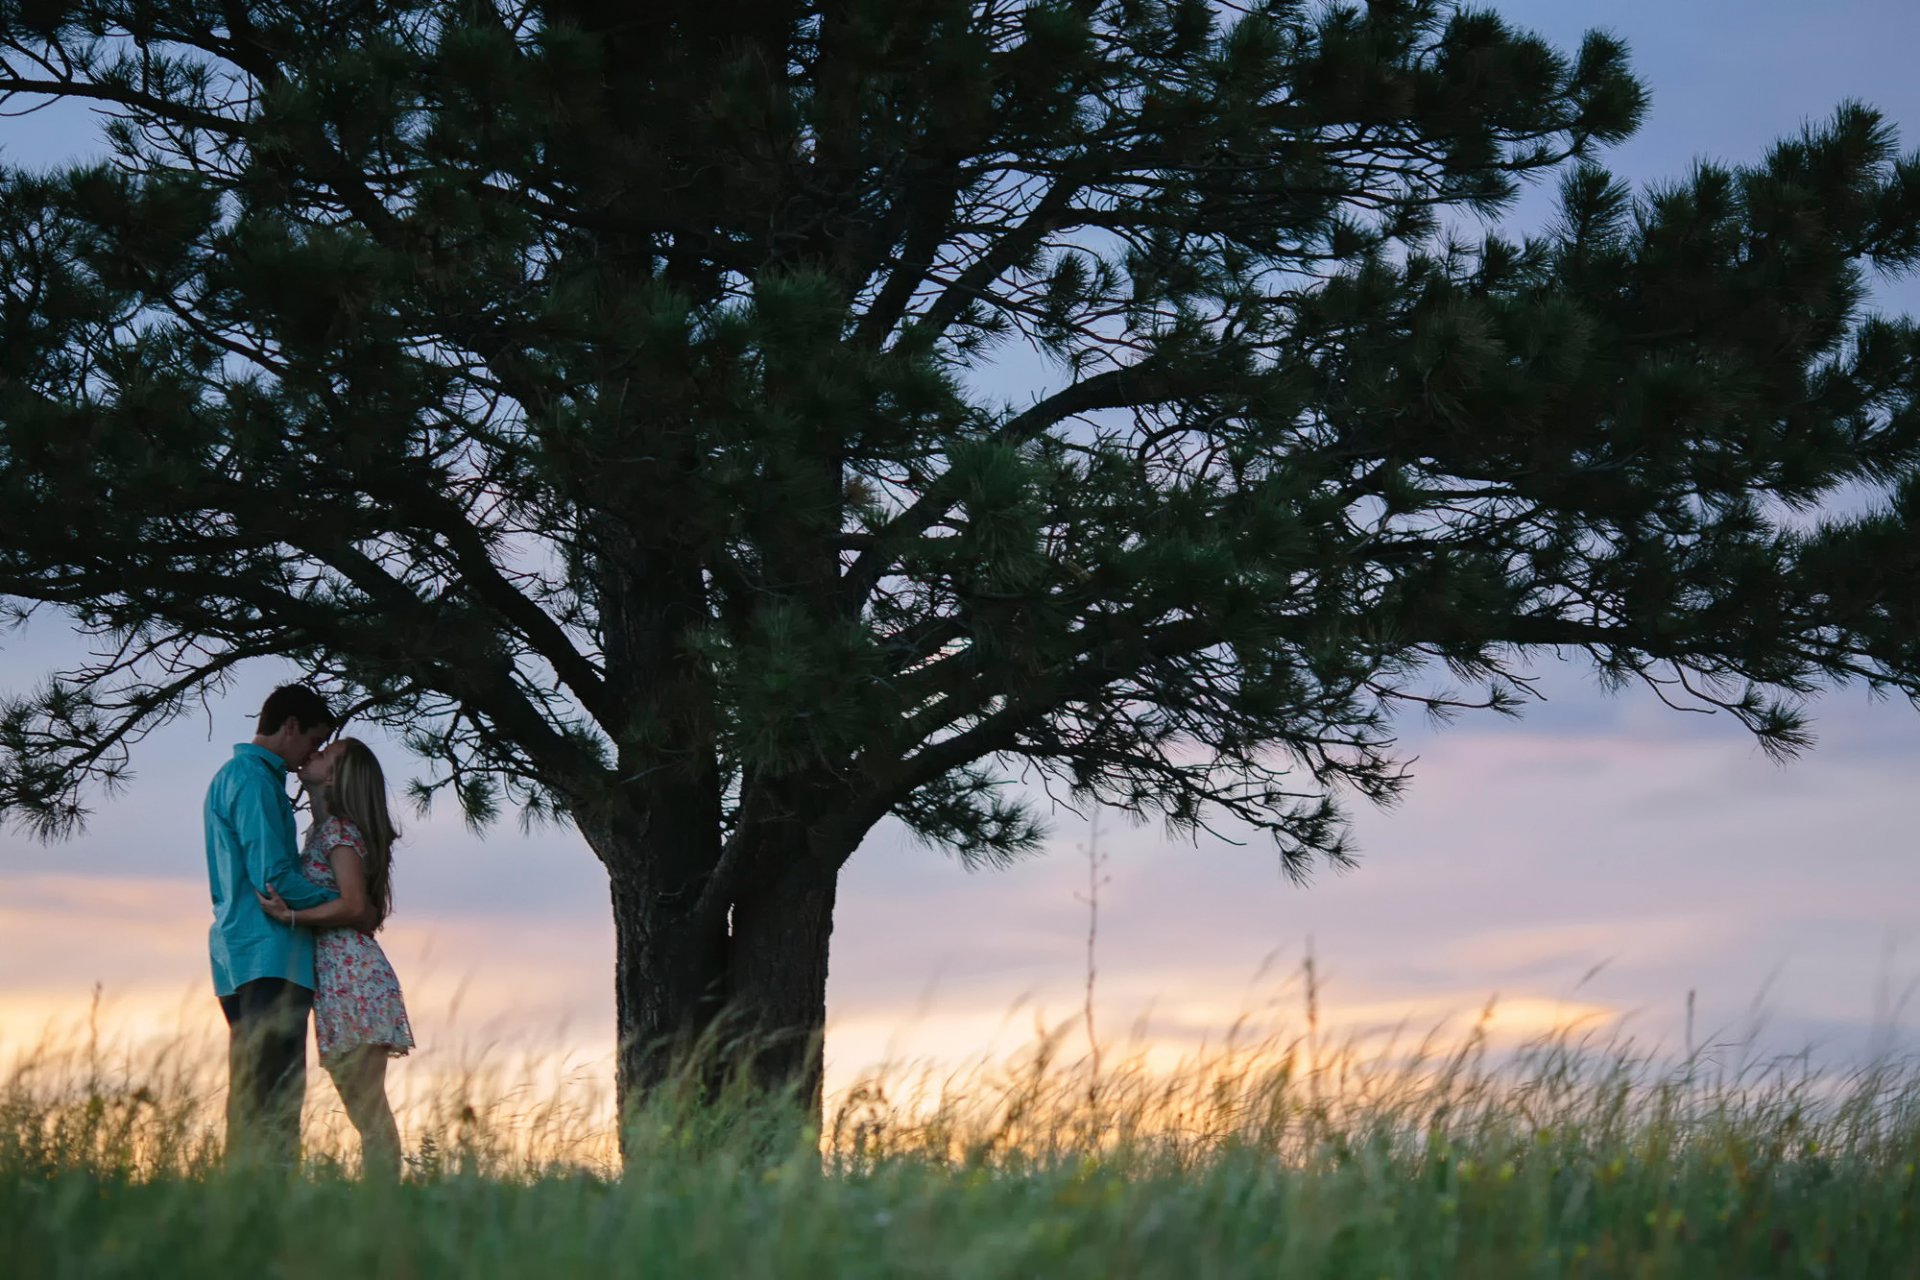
[301,816,414,1066]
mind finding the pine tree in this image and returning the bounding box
[4,2,1919,1125]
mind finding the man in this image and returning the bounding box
[204,683,340,1167]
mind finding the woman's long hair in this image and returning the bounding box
[329,737,398,931]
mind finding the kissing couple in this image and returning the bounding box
[203,683,414,1176]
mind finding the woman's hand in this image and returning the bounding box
[257,884,294,924]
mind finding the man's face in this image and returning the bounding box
[280,720,335,770]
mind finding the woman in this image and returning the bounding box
[258,736,414,1178]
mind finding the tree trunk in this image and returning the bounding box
[590,798,845,1146]
[583,782,729,1140]
[607,865,729,1118]
[726,857,839,1115]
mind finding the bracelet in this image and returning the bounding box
[290,908,297,929]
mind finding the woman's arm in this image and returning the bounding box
[258,843,374,931]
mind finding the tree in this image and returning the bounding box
[3,0,1919,1124]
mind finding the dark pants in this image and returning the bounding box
[219,978,313,1168]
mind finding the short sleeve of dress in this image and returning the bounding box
[325,817,370,862]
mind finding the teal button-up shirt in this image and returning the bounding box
[204,743,338,995]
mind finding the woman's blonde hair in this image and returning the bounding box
[329,737,398,930]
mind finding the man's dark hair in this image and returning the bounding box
[254,685,336,737]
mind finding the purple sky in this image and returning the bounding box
[5,2,1920,1099]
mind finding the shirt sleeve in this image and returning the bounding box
[234,772,338,910]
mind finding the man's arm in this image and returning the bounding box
[234,774,338,910]
[259,843,374,931]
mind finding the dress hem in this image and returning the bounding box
[318,1042,413,1068]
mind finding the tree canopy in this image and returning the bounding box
[4,0,1919,1107]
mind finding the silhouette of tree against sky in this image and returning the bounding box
[3,2,1918,1129]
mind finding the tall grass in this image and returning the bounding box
[5,988,1919,1277]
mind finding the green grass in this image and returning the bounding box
[5,1002,1920,1278]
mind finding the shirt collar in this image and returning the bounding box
[233,742,291,773]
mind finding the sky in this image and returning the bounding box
[4,1,1920,1120]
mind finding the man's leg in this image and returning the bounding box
[220,984,268,1165]
[257,981,312,1164]
[220,979,312,1168]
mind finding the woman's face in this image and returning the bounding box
[298,740,345,788]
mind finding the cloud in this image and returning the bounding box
[8,683,1920,1098]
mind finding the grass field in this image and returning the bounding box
[5,996,1919,1278]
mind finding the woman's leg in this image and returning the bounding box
[327,1046,402,1179]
